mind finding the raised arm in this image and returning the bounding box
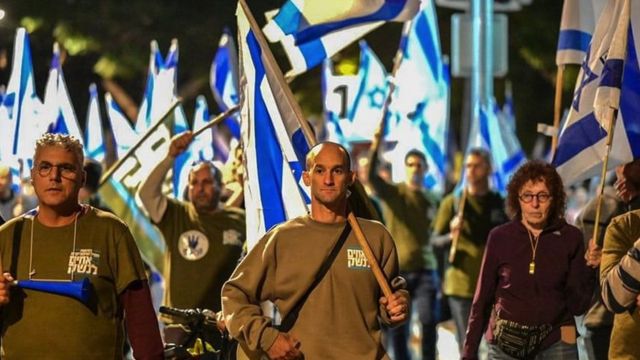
[137,132,193,223]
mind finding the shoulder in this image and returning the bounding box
[0,214,29,234]
[610,209,640,227]
[487,221,518,241]
[219,207,246,222]
[87,207,132,234]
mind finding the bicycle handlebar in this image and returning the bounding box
[159,306,217,325]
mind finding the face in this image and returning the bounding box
[465,153,491,185]
[518,180,552,229]
[188,164,220,212]
[303,144,354,207]
[31,146,84,210]
[615,162,640,202]
[405,155,427,187]
[0,170,11,195]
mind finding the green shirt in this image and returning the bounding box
[600,210,640,360]
[0,207,147,359]
[432,191,507,297]
[156,199,245,311]
[223,215,398,360]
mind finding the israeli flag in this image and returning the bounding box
[553,0,640,186]
[556,0,606,65]
[135,40,163,134]
[210,28,241,139]
[43,43,84,143]
[238,2,310,247]
[263,0,420,76]
[0,28,44,170]
[349,41,391,142]
[84,84,106,162]
[105,92,137,158]
[321,59,359,144]
[387,0,450,193]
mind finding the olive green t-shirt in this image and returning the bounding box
[156,199,245,311]
[0,207,147,359]
[369,180,439,272]
[432,191,507,298]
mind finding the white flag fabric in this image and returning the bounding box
[263,0,419,76]
[556,0,606,65]
[84,83,105,162]
[210,28,241,139]
[0,28,44,172]
[42,43,84,143]
[553,0,640,186]
[238,2,310,248]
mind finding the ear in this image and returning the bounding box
[302,171,311,187]
[348,171,356,186]
[80,170,87,187]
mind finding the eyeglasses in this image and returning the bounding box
[35,162,79,179]
[519,192,552,203]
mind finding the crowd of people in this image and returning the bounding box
[0,131,639,360]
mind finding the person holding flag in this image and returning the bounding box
[137,131,245,338]
[222,142,409,360]
[431,148,507,351]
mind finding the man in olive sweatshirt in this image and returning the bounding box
[222,142,409,360]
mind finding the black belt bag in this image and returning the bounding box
[493,312,552,359]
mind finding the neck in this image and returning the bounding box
[37,204,82,227]
[0,188,12,201]
[405,181,423,191]
[467,181,489,196]
[310,201,348,224]
[521,219,544,236]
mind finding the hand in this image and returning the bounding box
[267,332,302,360]
[380,290,409,324]
[636,293,640,308]
[449,215,462,240]
[168,131,194,158]
[215,311,226,333]
[0,272,14,305]
[585,238,602,268]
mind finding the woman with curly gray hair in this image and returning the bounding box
[462,160,596,360]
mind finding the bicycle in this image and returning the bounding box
[161,306,234,360]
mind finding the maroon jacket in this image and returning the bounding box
[462,219,596,359]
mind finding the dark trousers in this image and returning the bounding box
[387,269,440,360]
[448,295,472,350]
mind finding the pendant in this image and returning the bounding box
[529,261,535,275]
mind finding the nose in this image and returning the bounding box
[530,197,540,207]
[49,166,62,181]
[323,172,334,185]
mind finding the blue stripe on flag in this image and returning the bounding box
[503,150,526,175]
[600,59,625,87]
[299,38,328,70]
[293,0,408,44]
[557,29,592,52]
[620,27,640,158]
[247,30,287,230]
[413,11,439,81]
[272,1,306,35]
[553,112,606,165]
[419,121,446,174]
[479,107,492,147]
[13,33,33,155]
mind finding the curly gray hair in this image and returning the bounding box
[34,133,84,166]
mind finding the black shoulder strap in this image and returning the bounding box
[278,221,352,333]
[10,218,25,275]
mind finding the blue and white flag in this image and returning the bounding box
[43,43,83,143]
[238,2,311,247]
[386,0,450,194]
[105,92,137,158]
[463,99,526,194]
[553,0,640,186]
[556,0,606,65]
[84,84,106,162]
[210,28,241,139]
[0,28,44,171]
[135,40,163,134]
[502,80,516,130]
[263,0,420,76]
[321,59,359,144]
[349,41,391,142]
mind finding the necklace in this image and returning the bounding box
[527,229,540,275]
[28,206,83,281]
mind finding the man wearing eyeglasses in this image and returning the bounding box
[137,131,245,338]
[431,148,507,351]
[0,133,163,359]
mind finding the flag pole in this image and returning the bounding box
[238,0,393,298]
[592,109,617,247]
[550,65,565,157]
[193,105,240,137]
